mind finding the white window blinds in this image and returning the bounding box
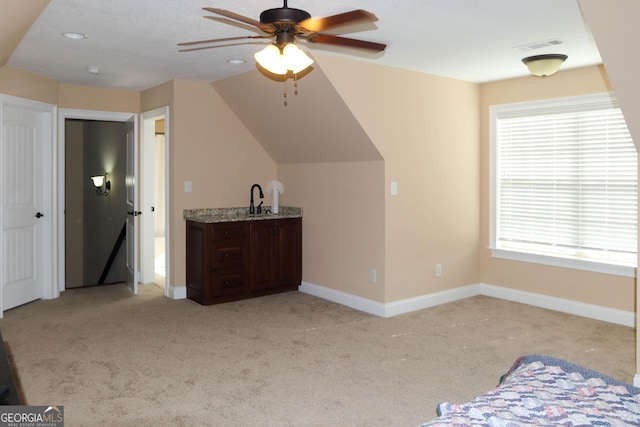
[494,94,637,266]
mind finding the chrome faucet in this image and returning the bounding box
[249,184,264,215]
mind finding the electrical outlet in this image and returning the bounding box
[435,264,442,277]
[369,269,377,284]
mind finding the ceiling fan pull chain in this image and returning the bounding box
[294,73,299,96]
[283,75,288,106]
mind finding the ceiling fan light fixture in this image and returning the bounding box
[255,44,288,75]
[282,43,313,74]
[255,43,313,75]
[522,54,568,77]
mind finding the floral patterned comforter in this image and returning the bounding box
[421,355,640,426]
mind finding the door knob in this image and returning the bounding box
[35,212,44,218]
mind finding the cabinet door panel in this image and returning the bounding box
[251,218,301,291]
[251,222,275,290]
[275,220,301,284]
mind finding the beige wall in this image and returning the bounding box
[170,80,277,287]
[0,66,58,104]
[58,83,139,112]
[0,66,141,112]
[279,161,386,301]
[315,54,480,302]
[479,65,635,312]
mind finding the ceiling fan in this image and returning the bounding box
[178,1,386,75]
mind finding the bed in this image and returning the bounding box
[421,354,640,426]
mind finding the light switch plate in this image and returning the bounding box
[184,180,192,192]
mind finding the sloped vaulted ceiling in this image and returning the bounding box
[212,58,382,164]
[0,0,49,66]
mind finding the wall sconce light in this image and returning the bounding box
[522,54,568,77]
[91,173,110,196]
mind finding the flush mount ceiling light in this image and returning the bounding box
[62,32,87,40]
[522,54,568,77]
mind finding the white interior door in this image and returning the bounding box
[1,104,47,310]
[125,116,138,294]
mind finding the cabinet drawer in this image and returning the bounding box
[211,222,247,240]
[212,242,245,268]
[212,269,247,296]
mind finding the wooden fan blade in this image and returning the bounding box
[178,35,270,47]
[203,7,272,32]
[204,16,268,35]
[178,43,265,52]
[297,10,377,33]
[307,34,386,51]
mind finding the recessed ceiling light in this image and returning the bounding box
[62,32,87,40]
[227,59,246,65]
[87,66,100,75]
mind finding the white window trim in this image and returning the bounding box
[489,92,637,278]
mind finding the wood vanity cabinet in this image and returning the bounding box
[186,217,301,305]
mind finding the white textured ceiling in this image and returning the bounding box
[8,0,601,91]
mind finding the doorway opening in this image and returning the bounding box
[57,109,139,295]
[141,107,170,296]
[64,119,127,288]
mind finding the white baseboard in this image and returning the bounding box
[634,374,640,388]
[479,283,635,328]
[168,285,186,300]
[299,282,388,316]
[383,284,480,317]
[299,281,636,327]
[299,281,480,318]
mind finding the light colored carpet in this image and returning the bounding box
[0,284,635,426]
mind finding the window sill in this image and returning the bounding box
[489,248,637,278]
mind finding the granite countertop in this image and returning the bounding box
[183,206,303,223]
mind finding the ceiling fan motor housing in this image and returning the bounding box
[260,7,311,25]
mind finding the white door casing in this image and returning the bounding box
[0,95,56,315]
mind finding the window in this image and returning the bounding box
[490,93,637,276]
